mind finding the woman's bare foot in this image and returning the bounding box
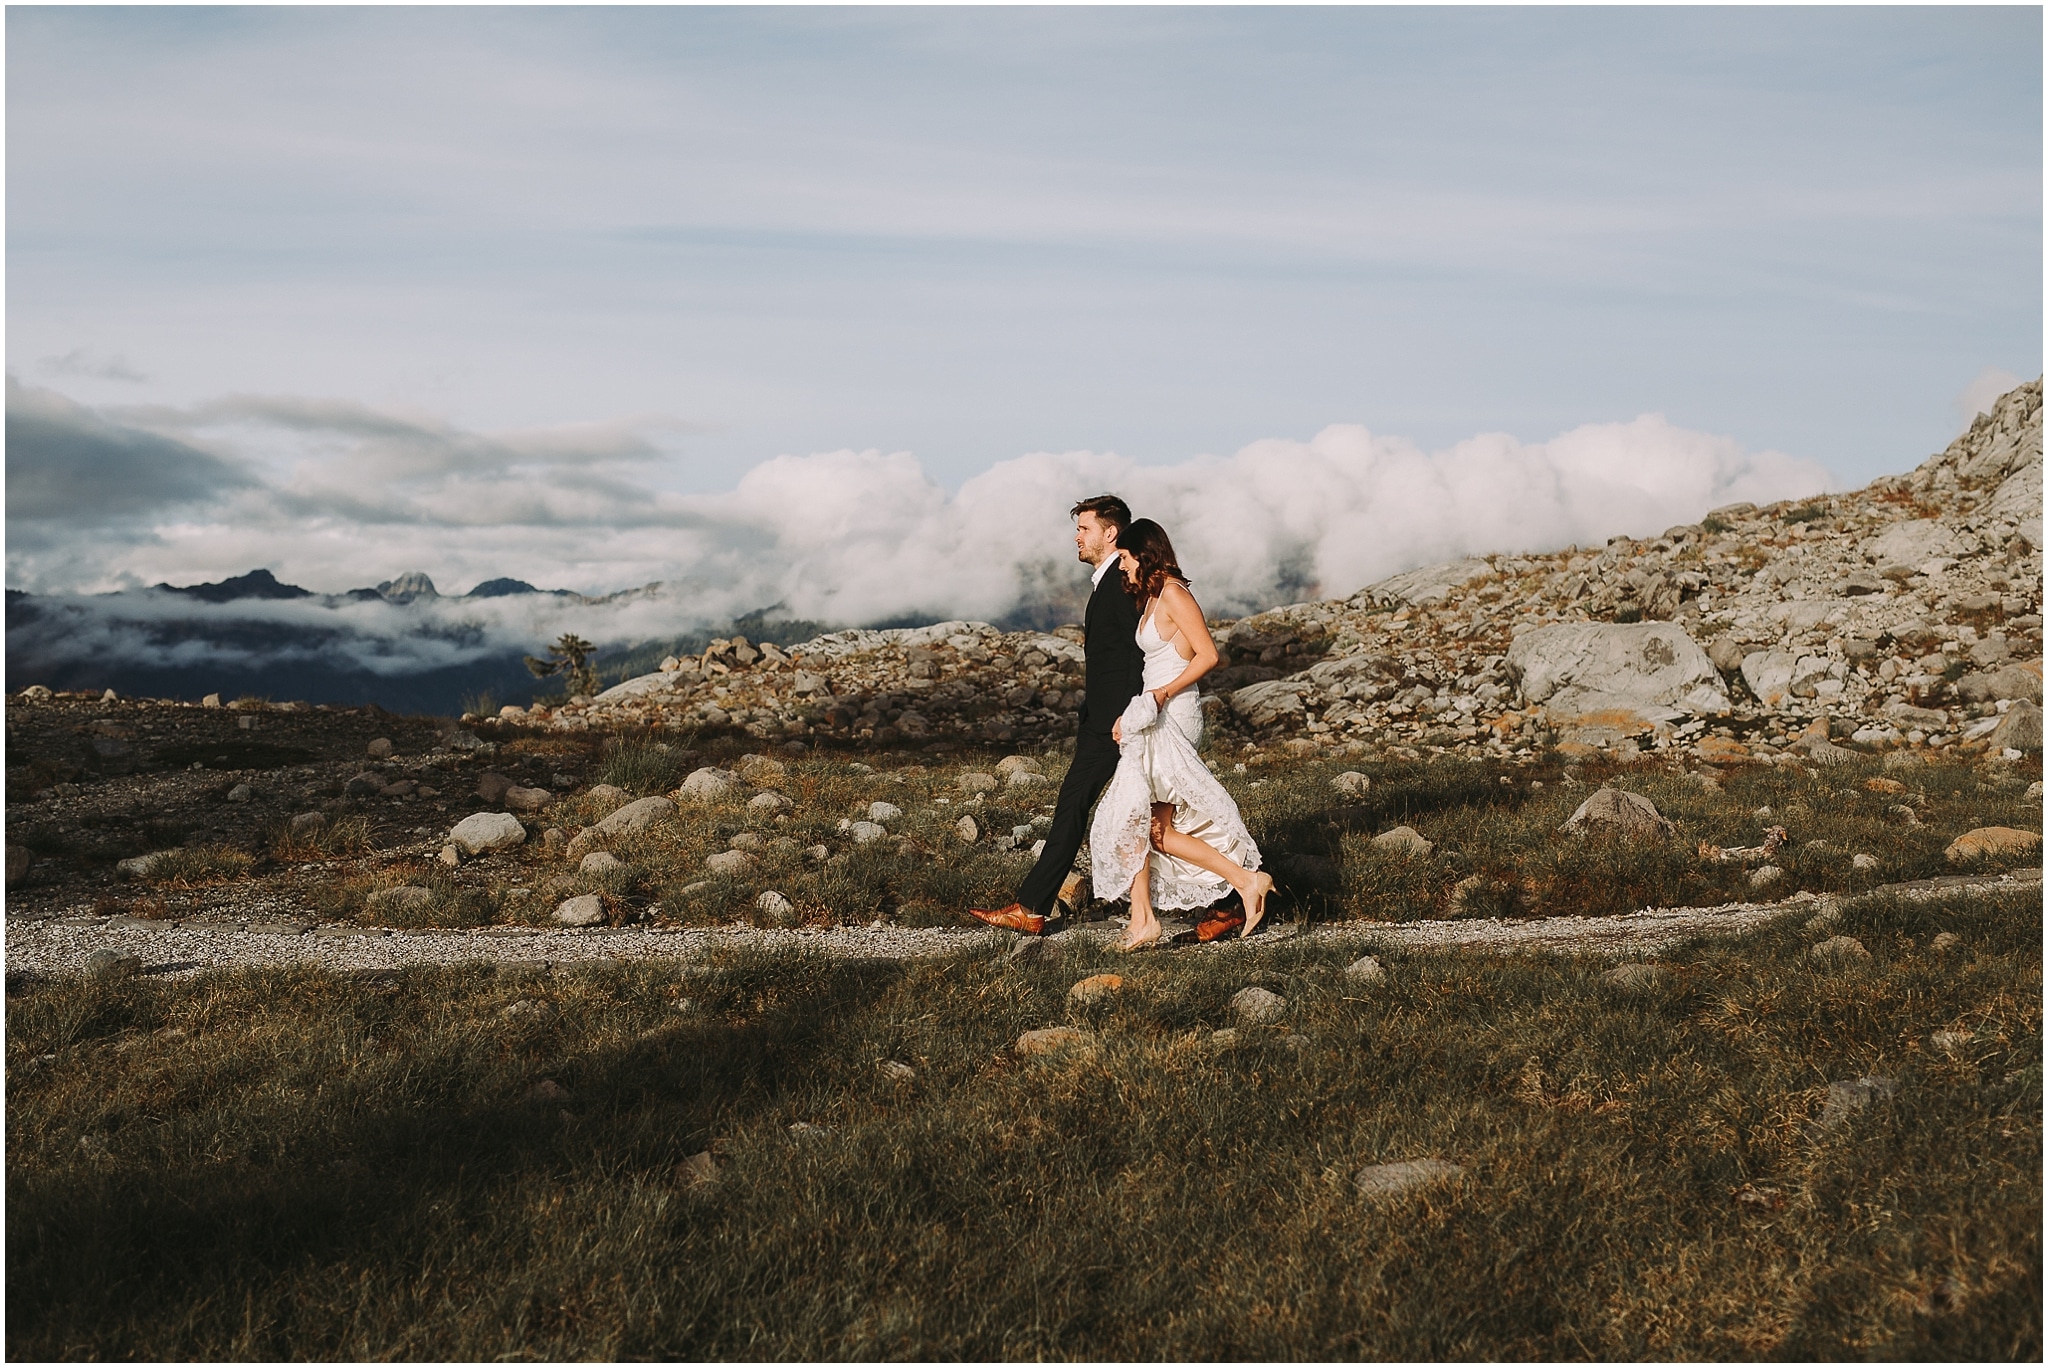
[1239,872,1275,938]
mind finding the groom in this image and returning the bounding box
[968,494,1145,935]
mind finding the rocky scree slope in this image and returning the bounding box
[475,381,2043,768]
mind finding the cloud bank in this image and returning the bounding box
[7,379,1833,687]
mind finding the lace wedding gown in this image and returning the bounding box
[1089,609,1262,910]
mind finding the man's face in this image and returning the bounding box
[1074,511,1116,566]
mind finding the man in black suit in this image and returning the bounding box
[969,494,1144,935]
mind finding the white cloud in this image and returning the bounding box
[7,383,1840,683]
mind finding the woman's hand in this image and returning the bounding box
[1151,687,1169,708]
[1112,718,1123,743]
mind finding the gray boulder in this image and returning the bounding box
[450,812,526,857]
[1989,700,2042,752]
[1559,788,1672,841]
[553,894,606,927]
[591,796,677,837]
[1230,986,1287,1024]
[1957,660,2043,704]
[1506,622,1727,719]
[1372,826,1433,857]
[1230,679,1312,729]
[1357,558,1492,608]
[676,767,740,801]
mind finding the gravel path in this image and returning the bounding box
[8,868,2036,978]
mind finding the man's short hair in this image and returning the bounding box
[1070,494,1132,543]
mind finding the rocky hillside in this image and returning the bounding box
[450,380,2042,768]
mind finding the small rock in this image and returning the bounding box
[953,814,980,843]
[437,845,461,867]
[957,771,998,795]
[1851,853,1880,872]
[590,796,678,838]
[1749,865,1784,890]
[504,785,552,814]
[1015,1025,1092,1057]
[83,949,143,977]
[729,832,765,852]
[995,755,1043,779]
[343,771,386,798]
[101,688,118,702]
[579,851,623,876]
[1342,955,1387,986]
[583,784,630,810]
[1819,1075,1898,1128]
[1331,770,1372,796]
[803,844,829,862]
[475,771,514,804]
[1811,935,1871,966]
[1372,825,1433,858]
[755,890,795,921]
[749,791,793,813]
[1944,826,2042,863]
[1803,895,1844,930]
[847,820,887,844]
[1209,1028,1240,1048]
[1353,1158,1465,1202]
[878,1059,916,1083]
[867,801,903,824]
[677,767,741,801]
[1559,788,1673,841]
[366,737,395,759]
[553,894,606,927]
[705,850,755,876]
[200,692,221,708]
[1230,985,1286,1025]
[450,811,527,857]
[1930,1029,1972,1054]
[542,828,570,854]
[116,851,172,879]
[1068,972,1124,1005]
[226,782,255,803]
[1601,962,1668,993]
[1931,931,1961,953]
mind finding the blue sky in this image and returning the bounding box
[5,6,2041,606]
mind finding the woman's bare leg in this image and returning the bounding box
[1149,802,1276,936]
[1121,853,1162,951]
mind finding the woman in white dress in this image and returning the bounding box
[1089,519,1274,951]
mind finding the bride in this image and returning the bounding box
[1090,518,1274,951]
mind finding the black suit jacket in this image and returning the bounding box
[1077,563,1144,735]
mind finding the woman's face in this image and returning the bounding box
[1119,548,1139,583]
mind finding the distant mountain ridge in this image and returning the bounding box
[152,568,593,605]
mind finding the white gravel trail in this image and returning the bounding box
[7,868,2035,978]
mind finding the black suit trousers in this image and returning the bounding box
[1014,726,1122,915]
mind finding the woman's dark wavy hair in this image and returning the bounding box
[1119,518,1190,603]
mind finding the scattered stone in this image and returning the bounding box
[1601,962,1668,993]
[1819,1075,1898,1129]
[116,851,172,879]
[1209,1027,1240,1049]
[1987,700,2041,752]
[1353,1157,1465,1202]
[583,784,630,810]
[1068,973,1124,1005]
[847,820,887,844]
[1372,825,1433,858]
[868,801,903,824]
[450,812,527,857]
[579,851,623,876]
[1810,935,1871,966]
[1342,955,1387,986]
[755,890,795,921]
[475,771,514,804]
[1015,1025,1092,1057]
[677,767,741,801]
[83,949,143,977]
[1931,931,1961,952]
[1331,770,1372,796]
[1851,853,1880,871]
[226,782,255,803]
[1944,826,2042,862]
[1559,788,1673,841]
[1930,1029,1972,1054]
[1802,895,1844,931]
[705,850,755,876]
[590,796,677,838]
[729,832,765,852]
[1863,777,1906,795]
[366,736,395,759]
[437,845,460,867]
[995,755,1043,779]
[803,844,830,862]
[343,771,386,798]
[953,814,980,843]
[878,1059,916,1083]
[1230,986,1286,1024]
[552,894,606,926]
[1749,865,1784,890]
[957,771,999,795]
[749,791,793,813]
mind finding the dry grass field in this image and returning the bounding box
[7,877,2039,1359]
